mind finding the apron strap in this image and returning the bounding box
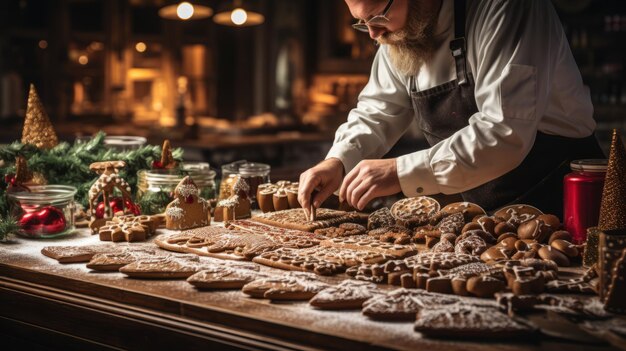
[450,0,469,85]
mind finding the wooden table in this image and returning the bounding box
[0,230,618,351]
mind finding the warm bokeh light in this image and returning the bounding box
[89,41,104,51]
[135,42,147,53]
[38,40,48,49]
[78,55,89,65]
[176,2,194,20]
[231,8,248,25]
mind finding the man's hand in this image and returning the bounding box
[339,158,402,211]
[298,158,344,219]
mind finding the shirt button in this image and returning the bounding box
[416,187,423,193]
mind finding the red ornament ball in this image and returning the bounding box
[19,206,67,236]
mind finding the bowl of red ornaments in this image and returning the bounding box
[8,185,77,238]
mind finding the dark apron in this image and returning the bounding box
[408,0,604,218]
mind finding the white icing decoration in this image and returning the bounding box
[166,206,185,220]
[177,183,199,198]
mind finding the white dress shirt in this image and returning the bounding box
[326,0,596,197]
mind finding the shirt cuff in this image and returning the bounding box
[325,143,364,175]
[396,150,440,197]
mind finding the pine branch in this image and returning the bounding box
[0,215,20,241]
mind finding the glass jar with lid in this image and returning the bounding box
[218,160,270,202]
[7,185,77,238]
[136,162,217,214]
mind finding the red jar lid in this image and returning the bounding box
[570,159,608,173]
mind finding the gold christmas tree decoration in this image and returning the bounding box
[21,84,59,150]
[598,129,626,231]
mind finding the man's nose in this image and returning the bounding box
[368,26,385,40]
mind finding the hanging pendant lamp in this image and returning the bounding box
[213,0,264,27]
[159,1,213,21]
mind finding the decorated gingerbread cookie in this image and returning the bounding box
[390,196,440,226]
[165,176,211,230]
[494,204,543,226]
[441,202,486,223]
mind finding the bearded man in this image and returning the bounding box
[299,0,604,218]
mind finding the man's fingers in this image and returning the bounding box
[357,185,378,211]
[312,185,334,209]
[298,173,318,210]
[339,166,359,204]
[348,178,369,210]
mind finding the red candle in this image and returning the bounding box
[563,159,607,244]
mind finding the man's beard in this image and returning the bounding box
[377,1,440,76]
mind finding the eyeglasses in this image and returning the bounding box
[352,0,395,33]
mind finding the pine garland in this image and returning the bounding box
[136,188,173,215]
[0,132,184,216]
[0,215,20,241]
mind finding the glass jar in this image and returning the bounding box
[103,136,147,151]
[75,135,147,152]
[7,185,77,239]
[218,160,270,202]
[563,159,607,244]
[136,163,217,215]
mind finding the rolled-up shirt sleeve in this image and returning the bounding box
[326,47,414,173]
[397,0,567,197]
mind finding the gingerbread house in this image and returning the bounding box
[165,176,211,230]
[213,176,251,222]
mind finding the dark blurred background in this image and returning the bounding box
[0,0,625,179]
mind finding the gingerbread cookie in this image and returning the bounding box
[155,226,278,260]
[319,236,417,258]
[390,196,440,225]
[431,239,455,253]
[165,176,211,230]
[494,204,543,226]
[436,212,466,235]
[545,278,596,295]
[97,216,157,242]
[368,225,412,244]
[441,202,486,223]
[535,294,609,319]
[253,246,388,275]
[41,244,117,263]
[517,219,554,243]
[314,223,367,238]
[409,252,481,270]
[454,233,488,256]
[252,247,346,275]
[119,255,202,279]
[414,303,535,339]
[362,288,459,321]
[367,207,396,230]
[241,272,328,300]
[186,265,264,289]
[227,219,325,248]
[86,248,158,271]
[310,280,382,310]
[347,258,424,286]
[252,208,365,232]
